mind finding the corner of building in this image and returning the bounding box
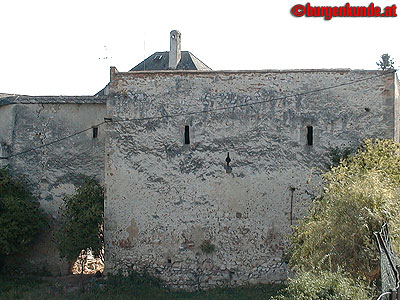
[394,71,400,142]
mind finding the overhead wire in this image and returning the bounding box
[0,121,106,160]
[0,69,395,160]
[112,70,395,123]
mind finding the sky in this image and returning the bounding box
[0,0,398,96]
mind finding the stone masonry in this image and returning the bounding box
[0,31,399,287]
[103,69,399,289]
[0,95,106,275]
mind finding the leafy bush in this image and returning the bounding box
[200,240,216,254]
[271,269,371,300]
[0,168,46,257]
[57,177,104,271]
[327,146,356,169]
[290,139,400,283]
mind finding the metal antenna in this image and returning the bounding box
[143,32,146,70]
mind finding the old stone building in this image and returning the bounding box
[0,94,106,274]
[104,67,399,289]
[0,31,399,287]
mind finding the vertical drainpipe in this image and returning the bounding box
[289,187,296,226]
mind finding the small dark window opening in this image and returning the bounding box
[225,152,232,173]
[226,152,231,167]
[184,126,190,144]
[307,126,313,146]
[93,127,99,139]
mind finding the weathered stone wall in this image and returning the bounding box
[104,69,397,289]
[0,99,106,275]
[394,74,400,142]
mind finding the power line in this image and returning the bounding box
[112,70,395,123]
[0,121,106,160]
[0,70,395,160]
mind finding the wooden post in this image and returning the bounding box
[389,289,396,300]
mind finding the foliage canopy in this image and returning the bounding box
[290,139,400,283]
[376,53,395,70]
[0,168,46,256]
[57,178,104,267]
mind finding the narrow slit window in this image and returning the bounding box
[93,127,99,139]
[184,125,190,144]
[307,126,313,146]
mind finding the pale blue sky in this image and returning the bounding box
[0,0,398,96]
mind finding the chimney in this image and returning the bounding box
[169,30,181,69]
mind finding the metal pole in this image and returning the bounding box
[377,229,398,279]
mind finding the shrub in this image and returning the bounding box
[289,139,400,283]
[327,146,356,169]
[271,269,371,300]
[0,168,46,257]
[57,177,104,272]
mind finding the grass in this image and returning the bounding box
[0,274,284,300]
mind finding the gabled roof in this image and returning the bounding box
[130,51,211,71]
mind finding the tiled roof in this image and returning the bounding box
[130,51,211,71]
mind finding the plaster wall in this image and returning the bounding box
[104,70,396,289]
[0,102,106,275]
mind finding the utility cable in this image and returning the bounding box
[0,121,106,160]
[0,70,395,160]
[112,70,395,123]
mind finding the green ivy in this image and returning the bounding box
[0,168,47,257]
[57,177,104,267]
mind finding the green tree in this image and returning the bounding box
[57,178,104,273]
[289,139,400,284]
[376,53,395,70]
[0,168,46,259]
